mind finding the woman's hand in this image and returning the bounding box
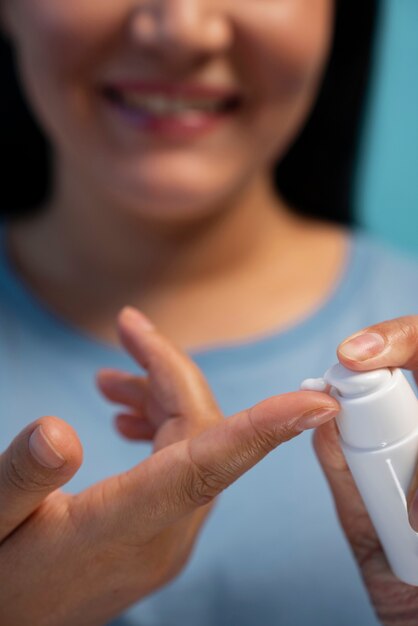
[0,307,339,626]
[314,316,418,626]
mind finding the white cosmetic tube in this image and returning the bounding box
[301,364,418,586]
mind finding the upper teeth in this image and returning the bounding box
[119,93,225,114]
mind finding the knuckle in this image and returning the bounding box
[245,406,282,453]
[370,316,418,346]
[3,448,54,494]
[183,443,227,507]
[183,464,220,507]
[348,526,382,569]
[395,316,418,344]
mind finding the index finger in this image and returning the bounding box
[337,316,418,378]
[117,307,221,429]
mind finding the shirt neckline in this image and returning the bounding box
[0,221,368,368]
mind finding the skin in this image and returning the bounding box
[1,0,344,349]
[0,1,418,624]
[0,307,340,626]
[315,318,418,626]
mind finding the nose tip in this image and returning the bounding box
[130,1,231,60]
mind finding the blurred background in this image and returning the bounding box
[356,0,418,255]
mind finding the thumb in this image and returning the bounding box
[94,391,339,542]
[0,416,83,542]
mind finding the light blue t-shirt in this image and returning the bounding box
[1,224,418,626]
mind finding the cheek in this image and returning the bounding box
[8,0,127,159]
[235,0,333,98]
[232,0,333,159]
[10,1,121,81]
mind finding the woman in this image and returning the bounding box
[1,0,418,624]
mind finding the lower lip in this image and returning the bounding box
[101,95,241,141]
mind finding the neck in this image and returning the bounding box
[7,163,302,318]
[8,162,335,343]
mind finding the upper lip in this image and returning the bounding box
[102,80,243,100]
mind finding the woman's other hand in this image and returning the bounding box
[0,307,339,626]
[314,316,418,625]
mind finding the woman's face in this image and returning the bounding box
[2,0,333,222]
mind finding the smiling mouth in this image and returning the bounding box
[101,86,244,118]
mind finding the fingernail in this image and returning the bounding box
[295,407,338,431]
[409,490,418,532]
[339,332,386,361]
[121,306,155,331]
[29,425,66,469]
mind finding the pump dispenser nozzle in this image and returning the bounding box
[302,364,392,398]
[324,363,392,398]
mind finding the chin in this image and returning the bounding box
[100,155,247,222]
[104,174,231,224]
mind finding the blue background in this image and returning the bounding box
[356,0,418,255]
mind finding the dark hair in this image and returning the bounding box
[0,1,379,224]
